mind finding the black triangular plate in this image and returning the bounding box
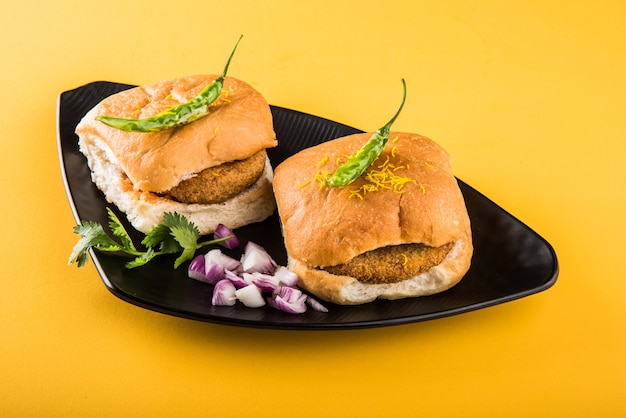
[57,81,558,330]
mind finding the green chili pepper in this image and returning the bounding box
[324,79,407,188]
[95,35,243,133]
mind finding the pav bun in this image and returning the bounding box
[75,74,277,234]
[272,132,472,305]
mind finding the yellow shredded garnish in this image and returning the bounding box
[314,170,330,190]
[348,190,364,200]
[216,88,232,104]
[296,156,331,191]
[348,155,416,198]
[213,127,220,135]
[424,161,434,169]
[391,145,397,157]
[419,184,426,194]
[392,136,399,143]
[401,253,408,266]
[315,155,329,167]
[361,184,379,194]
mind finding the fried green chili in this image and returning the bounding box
[324,79,407,188]
[95,35,243,133]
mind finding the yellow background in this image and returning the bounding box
[1,1,625,416]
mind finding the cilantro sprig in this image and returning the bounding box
[68,208,231,269]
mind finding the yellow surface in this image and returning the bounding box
[1,1,625,416]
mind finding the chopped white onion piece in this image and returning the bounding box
[240,241,277,273]
[235,285,266,308]
[212,280,237,306]
[240,272,255,285]
[214,224,240,249]
[273,266,300,287]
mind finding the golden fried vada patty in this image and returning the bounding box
[163,150,268,204]
[323,242,454,284]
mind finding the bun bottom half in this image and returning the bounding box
[287,237,472,305]
[79,137,276,235]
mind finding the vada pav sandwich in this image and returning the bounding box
[75,37,277,234]
[272,81,473,304]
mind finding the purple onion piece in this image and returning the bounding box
[214,224,240,249]
[235,285,266,308]
[273,266,299,287]
[204,262,224,285]
[188,255,207,282]
[275,285,303,303]
[203,249,241,284]
[212,280,237,306]
[224,269,249,288]
[241,241,277,274]
[273,294,307,314]
[249,272,280,292]
[206,249,241,272]
[305,295,329,313]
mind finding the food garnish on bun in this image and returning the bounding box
[272,81,473,304]
[75,36,277,234]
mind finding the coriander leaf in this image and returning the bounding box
[106,208,136,251]
[163,212,200,235]
[164,212,202,268]
[141,223,181,253]
[169,223,201,251]
[126,247,156,269]
[174,248,196,269]
[159,236,184,254]
[164,212,200,250]
[142,223,169,247]
[68,221,122,267]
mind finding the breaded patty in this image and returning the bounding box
[163,150,267,204]
[323,242,454,284]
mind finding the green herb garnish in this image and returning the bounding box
[68,208,230,269]
[324,79,406,188]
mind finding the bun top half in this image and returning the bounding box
[75,75,277,193]
[272,132,471,267]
